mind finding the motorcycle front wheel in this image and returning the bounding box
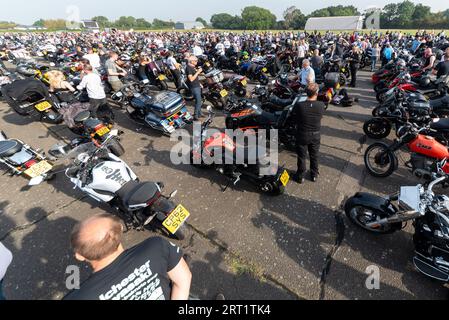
[364,143,397,178]
[344,201,399,234]
[363,118,392,139]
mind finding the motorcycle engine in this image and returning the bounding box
[410,153,435,181]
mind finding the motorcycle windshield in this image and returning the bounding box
[52,142,98,171]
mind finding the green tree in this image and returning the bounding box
[33,19,45,27]
[195,17,208,28]
[412,4,432,28]
[91,16,109,28]
[380,3,399,28]
[210,13,243,30]
[396,0,415,28]
[135,18,151,29]
[309,8,331,17]
[283,6,306,30]
[241,6,276,30]
[152,19,175,29]
[114,16,136,29]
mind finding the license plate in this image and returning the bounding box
[24,160,53,179]
[262,67,267,73]
[96,126,110,137]
[241,79,247,86]
[220,89,228,97]
[341,68,346,72]
[279,170,290,187]
[158,74,166,81]
[162,204,190,234]
[35,101,52,112]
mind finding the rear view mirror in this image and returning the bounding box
[28,176,45,186]
[169,190,178,199]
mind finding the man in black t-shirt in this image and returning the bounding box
[291,83,326,184]
[64,213,192,300]
[434,50,449,79]
[186,56,203,120]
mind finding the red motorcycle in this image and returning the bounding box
[190,107,290,195]
[364,123,449,180]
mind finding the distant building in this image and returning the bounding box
[304,16,364,31]
[81,20,100,32]
[175,21,205,30]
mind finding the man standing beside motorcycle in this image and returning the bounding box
[105,51,126,92]
[298,59,315,87]
[291,83,326,184]
[76,64,107,118]
[166,51,182,90]
[64,214,192,300]
[186,56,203,120]
[347,45,361,87]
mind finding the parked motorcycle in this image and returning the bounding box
[0,131,54,183]
[112,81,192,135]
[345,162,449,282]
[191,106,290,195]
[364,123,449,179]
[54,139,190,240]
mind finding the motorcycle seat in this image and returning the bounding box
[269,95,294,108]
[430,118,449,131]
[429,95,449,110]
[73,110,91,123]
[222,144,263,165]
[0,139,23,157]
[117,181,160,208]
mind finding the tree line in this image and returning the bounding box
[1,1,448,31]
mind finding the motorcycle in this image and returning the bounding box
[239,58,270,85]
[191,106,290,195]
[55,139,190,240]
[364,123,449,179]
[112,81,192,135]
[0,131,54,184]
[345,162,449,282]
[201,69,229,110]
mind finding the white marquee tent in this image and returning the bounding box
[304,16,364,31]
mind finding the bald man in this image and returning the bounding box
[64,213,192,300]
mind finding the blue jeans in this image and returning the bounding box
[0,279,5,300]
[371,57,378,71]
[191,87,203,119]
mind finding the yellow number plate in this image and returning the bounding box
[96,126,110,137]
[262,67,268,73]
[163,204,190,234]
[35,101,52,112]
[280,170,290,187]
[241,79,247,86]
[158,74,166,81]
[220,89,228,97]
[24,160,53,179]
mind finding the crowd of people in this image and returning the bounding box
[1,27,449,300]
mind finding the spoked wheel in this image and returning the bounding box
[364,143,397,178]
[363,118,392,139]
[344,203,398,234]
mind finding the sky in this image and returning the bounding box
[1,0,448,25]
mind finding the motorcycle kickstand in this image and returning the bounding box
[222,173,241,192]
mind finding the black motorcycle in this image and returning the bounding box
[345,163,449,283]
[191,106,290,195]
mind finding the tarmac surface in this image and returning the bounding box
[0,65,448,300]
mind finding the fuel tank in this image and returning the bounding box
[409,134,449,160]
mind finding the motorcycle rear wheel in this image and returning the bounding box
[178,88,194,101]
[158,80,169,91]
[108,139,125,157]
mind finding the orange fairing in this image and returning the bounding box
[409,135,449,160]
[204,132,235,154]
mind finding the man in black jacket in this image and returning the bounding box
[347,45,361,87]
[291,83,326,184]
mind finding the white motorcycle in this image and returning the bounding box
[50,137,190,240]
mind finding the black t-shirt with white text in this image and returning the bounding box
[64,237,183,300]
[186,65,201,89]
